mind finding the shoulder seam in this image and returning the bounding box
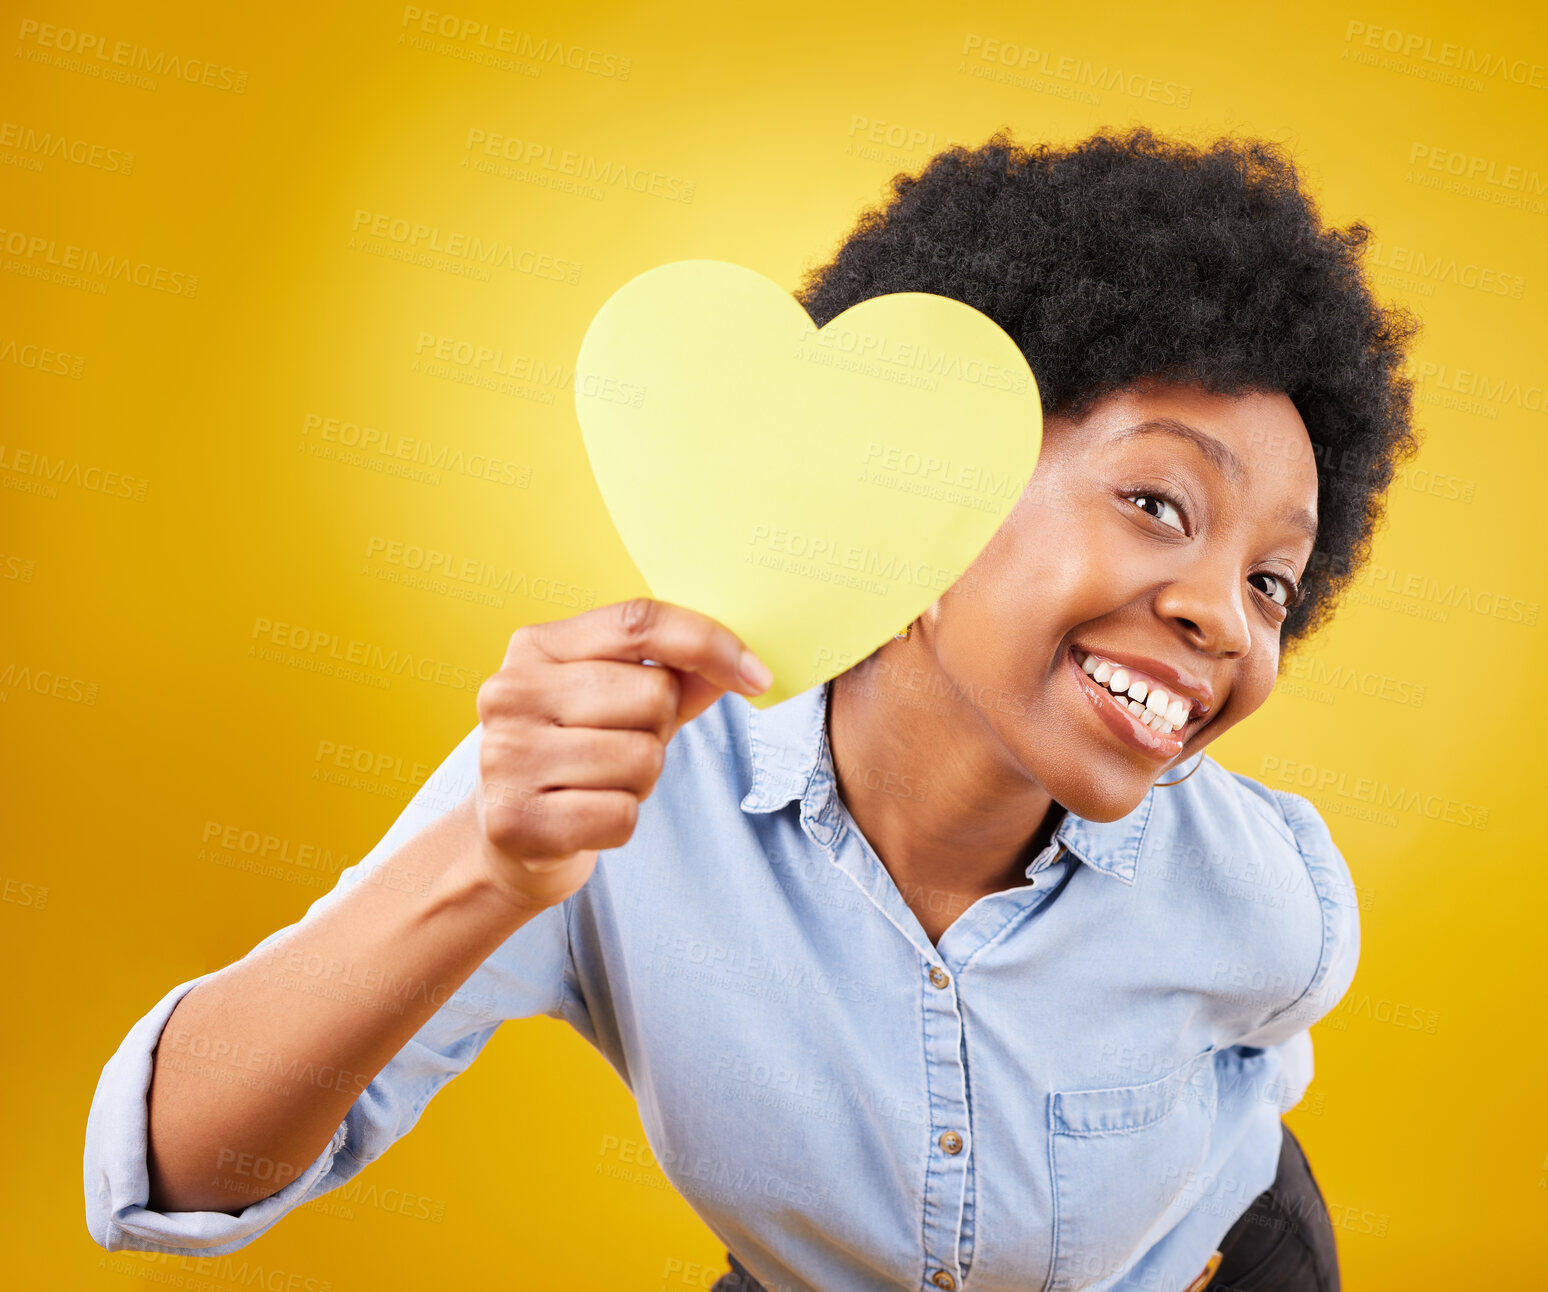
[1246,788,1337,1038]
[1218,762,1297,849]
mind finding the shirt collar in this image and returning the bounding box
[738,679,1152,886]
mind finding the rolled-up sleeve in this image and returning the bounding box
[84,722,579,1256]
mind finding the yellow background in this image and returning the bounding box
[3,1,1543,1287]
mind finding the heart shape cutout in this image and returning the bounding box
[574,259,1042,707]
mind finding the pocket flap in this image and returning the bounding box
[1051,1049,1216,1136]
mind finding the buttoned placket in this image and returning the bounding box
[797,739,1076,1292]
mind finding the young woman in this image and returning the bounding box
[85,126,1420,1291]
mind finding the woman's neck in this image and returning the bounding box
[826,649,1064,943]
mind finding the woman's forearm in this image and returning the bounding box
[145,791,541,1214]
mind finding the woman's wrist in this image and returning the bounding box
[432,795,556,934]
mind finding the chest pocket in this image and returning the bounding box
[1044,1049,1219,1292]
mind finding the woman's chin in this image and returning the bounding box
[1065,792,1147,824]
[1048,772,1160,824]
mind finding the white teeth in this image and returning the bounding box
[1079,649,1196,732]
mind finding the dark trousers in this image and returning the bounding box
[1202,1121,1340,1291]
[710,1121,1339,1291]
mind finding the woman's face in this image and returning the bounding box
[928,378,1319,823]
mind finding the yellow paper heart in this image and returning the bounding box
[574,259,1042,708]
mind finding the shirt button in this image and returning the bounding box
[928,966,950,989]
[931,1272,957,1289]
[937,1130,963,1155]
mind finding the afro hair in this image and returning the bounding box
[794,125,1424,652]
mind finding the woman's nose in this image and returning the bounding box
[1152,560,1253,659]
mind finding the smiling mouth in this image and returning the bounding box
[1066,646,1208,760]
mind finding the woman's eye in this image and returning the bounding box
[1130,494,1185,533]
[1249,572,1292,607]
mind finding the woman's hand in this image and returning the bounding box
[467,597,773,914]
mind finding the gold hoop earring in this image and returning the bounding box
[893,620,913,641]
[1155,752,1204,788]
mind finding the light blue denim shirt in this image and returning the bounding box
[85,678,1359,1292]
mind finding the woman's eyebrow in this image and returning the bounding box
[1112,417,1246,484]
[1113,417,1318,544]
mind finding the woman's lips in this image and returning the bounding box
[1066,646,1189,763]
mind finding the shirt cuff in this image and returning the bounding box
[83,975,350,1256]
